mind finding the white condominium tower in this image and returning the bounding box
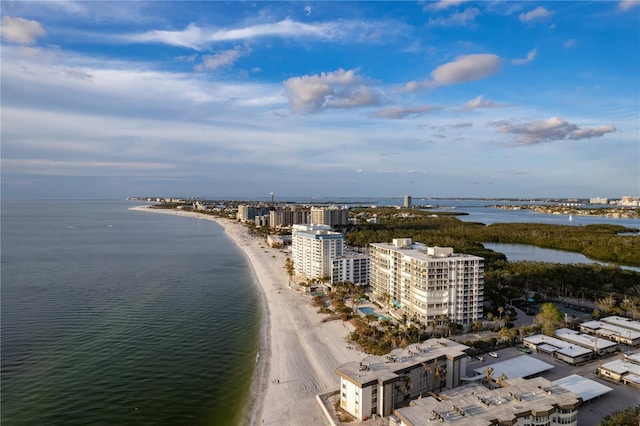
[292,224,345,279]
[370,238,483,326]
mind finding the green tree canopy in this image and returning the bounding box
[535,303,565,336]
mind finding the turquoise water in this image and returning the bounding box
[1,200,260,425]
[358,307,391,321]
[359,307,375,315]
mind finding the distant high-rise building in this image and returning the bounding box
[310,206,349,227]
[236,205,269,222]
[404,195,412,208]
[269,206,310,229]
[369,238,483,326]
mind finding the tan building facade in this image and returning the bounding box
[369,239,483,326]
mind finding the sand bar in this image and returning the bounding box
[130,206,368,425]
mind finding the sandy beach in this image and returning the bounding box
[131,206,367,425]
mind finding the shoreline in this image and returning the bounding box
[130,206,367,425]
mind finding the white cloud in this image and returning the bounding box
[511,48,537,65]
[519,6,554,22]
[619,0,639,11]
[123,18,403,50]
[489,116,616,145]
[374,105,439,119]
[428,8,480,26]
[1,16,46,44]
[405,54,502,90]
[563,39,577,49]
[283,68,379,113]
[2,158,174,176]
[194,46,250,71]
[424,0,469,11]
[462,95,502,110]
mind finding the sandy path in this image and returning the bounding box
[130,206,367,425]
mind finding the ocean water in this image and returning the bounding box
[1,200,260,425]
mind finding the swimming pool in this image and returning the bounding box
[359,307,375,315]
[358,307,391,321]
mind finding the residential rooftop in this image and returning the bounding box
[336,338,469,387]
[472,355,554,381]
[555,328,618,351]
[393,377,581,426]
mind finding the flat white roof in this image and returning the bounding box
[553,374,612,402]
[555,328,617,350]
[524,334,592,358]
[369,242,483,263]
[626,352,640,363]
[600,358,640,376]
[601,315,640,332]
[474,355,554,380]
[580,320,640,340]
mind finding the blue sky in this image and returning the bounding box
[1,1,638,199]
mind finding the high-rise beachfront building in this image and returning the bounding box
[291,224,344,280]
[369,239,483,327]
[269,206,310,229]
[332,250,370,285]
[403,195,412,209]
[310,206,349,227]
[236,204,269,222]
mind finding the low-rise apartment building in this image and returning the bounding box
[369,239,483,327]
[580,316,640,346]
[336,338,469,420]
[392,377,581,426]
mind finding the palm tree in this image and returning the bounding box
[421,362,432,392]
[496,373,508,387]
[484,366,495,388]
[402,375,412,400]
[434,362,445,392]
[284,257,294,286]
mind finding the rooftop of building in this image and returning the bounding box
[555,328,618,350]
[472,355,554,381]
[553,374,612,402]
[600,315,640,332]
[370,239,483,262]
[599,357,640,376]
[336,338,469,387]
[524,334,595,358]
[393,376,581,426]
[580,320,640,340]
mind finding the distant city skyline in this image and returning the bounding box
[1,1,638,199]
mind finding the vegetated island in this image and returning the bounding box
[491,203,639,220]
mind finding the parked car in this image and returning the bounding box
[476,355,484,361]
[489,352,499,358]
[517,346,532,354]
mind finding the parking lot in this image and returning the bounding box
[465,347,640,425]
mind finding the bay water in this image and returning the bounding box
[1,200,260,425]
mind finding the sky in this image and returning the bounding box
[1,1,639,199]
